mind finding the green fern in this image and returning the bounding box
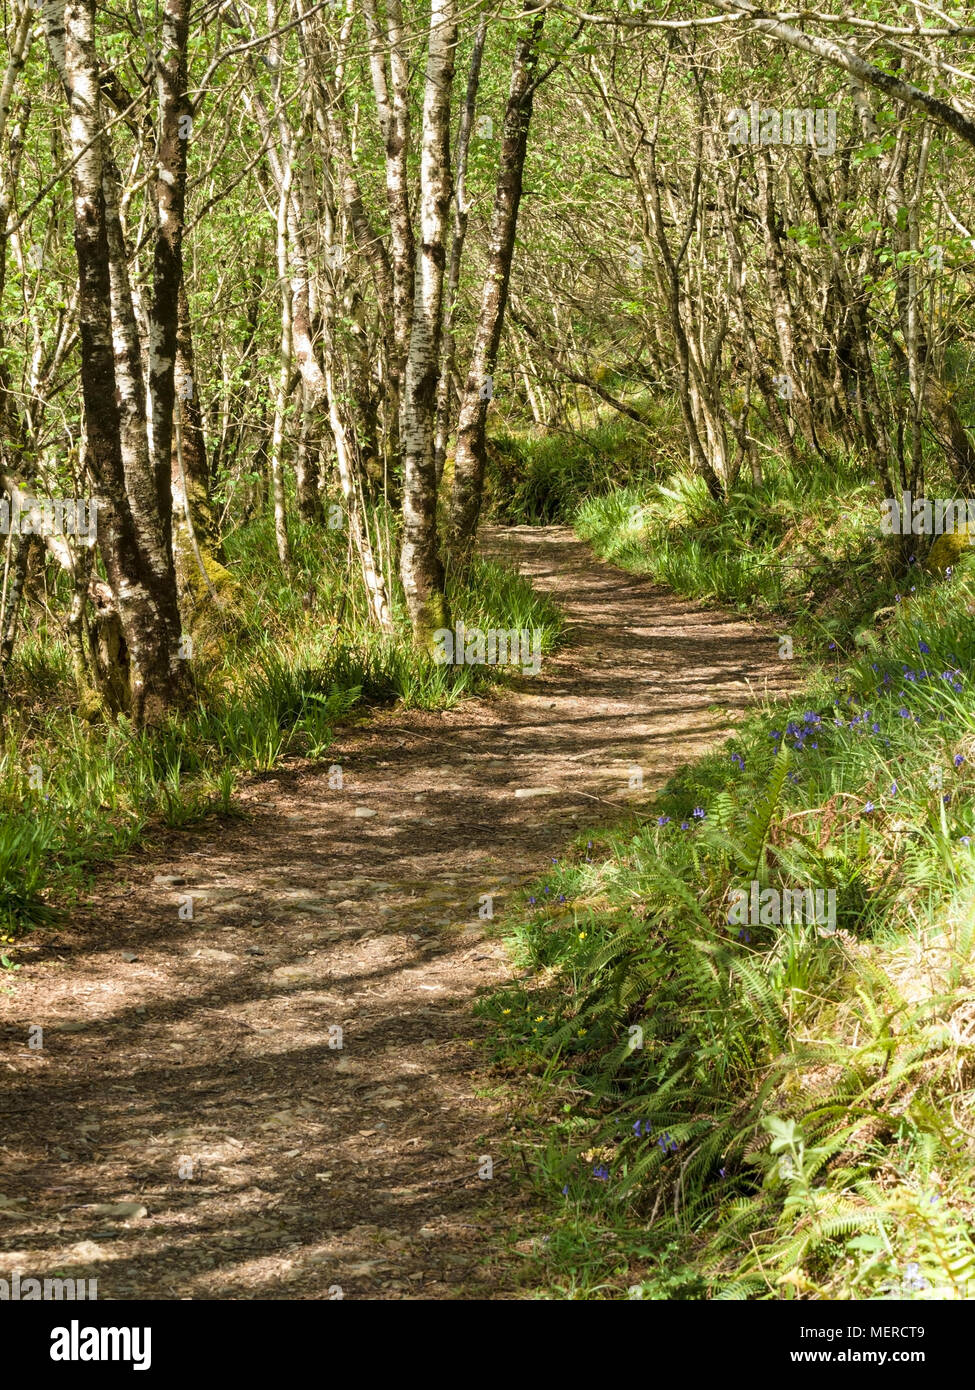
[734,744,791,881]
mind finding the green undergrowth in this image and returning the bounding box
[483,555,975,1300]
[575,457,894,656]
[492,388,971,662]
[485,397,672,524]
[0,513,563,944]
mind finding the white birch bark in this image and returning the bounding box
[399,0,457,642]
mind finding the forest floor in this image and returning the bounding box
[0,525,797,1300]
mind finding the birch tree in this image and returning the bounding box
[448,9,546,564]
[398,0,458,644]
[46,0,190,724]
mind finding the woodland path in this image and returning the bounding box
[0,525,796,1299]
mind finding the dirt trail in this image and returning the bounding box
[0,525,796,1299]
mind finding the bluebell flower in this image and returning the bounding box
[955,754,965,768]
[657,815,670,826]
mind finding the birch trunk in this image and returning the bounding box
[46,0,190,724]
[0,531,36,685]
[271,162,293,575]
[434,16,488,486]
[448,12,547,561]
[361,0,414,402]
[173,276,220,551]
[399,0,457,644]
[149,0,190,534]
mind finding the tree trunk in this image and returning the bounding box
[174,276,221,553]
[270,161,294,576]
[0,530,37,684]
[434,16,488,486]
[294,387,323,524]
[149,0,190,537]
[447,13,546,564]
[399,0,457,645]
[46,0,190,725]
[361,0,414,404]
